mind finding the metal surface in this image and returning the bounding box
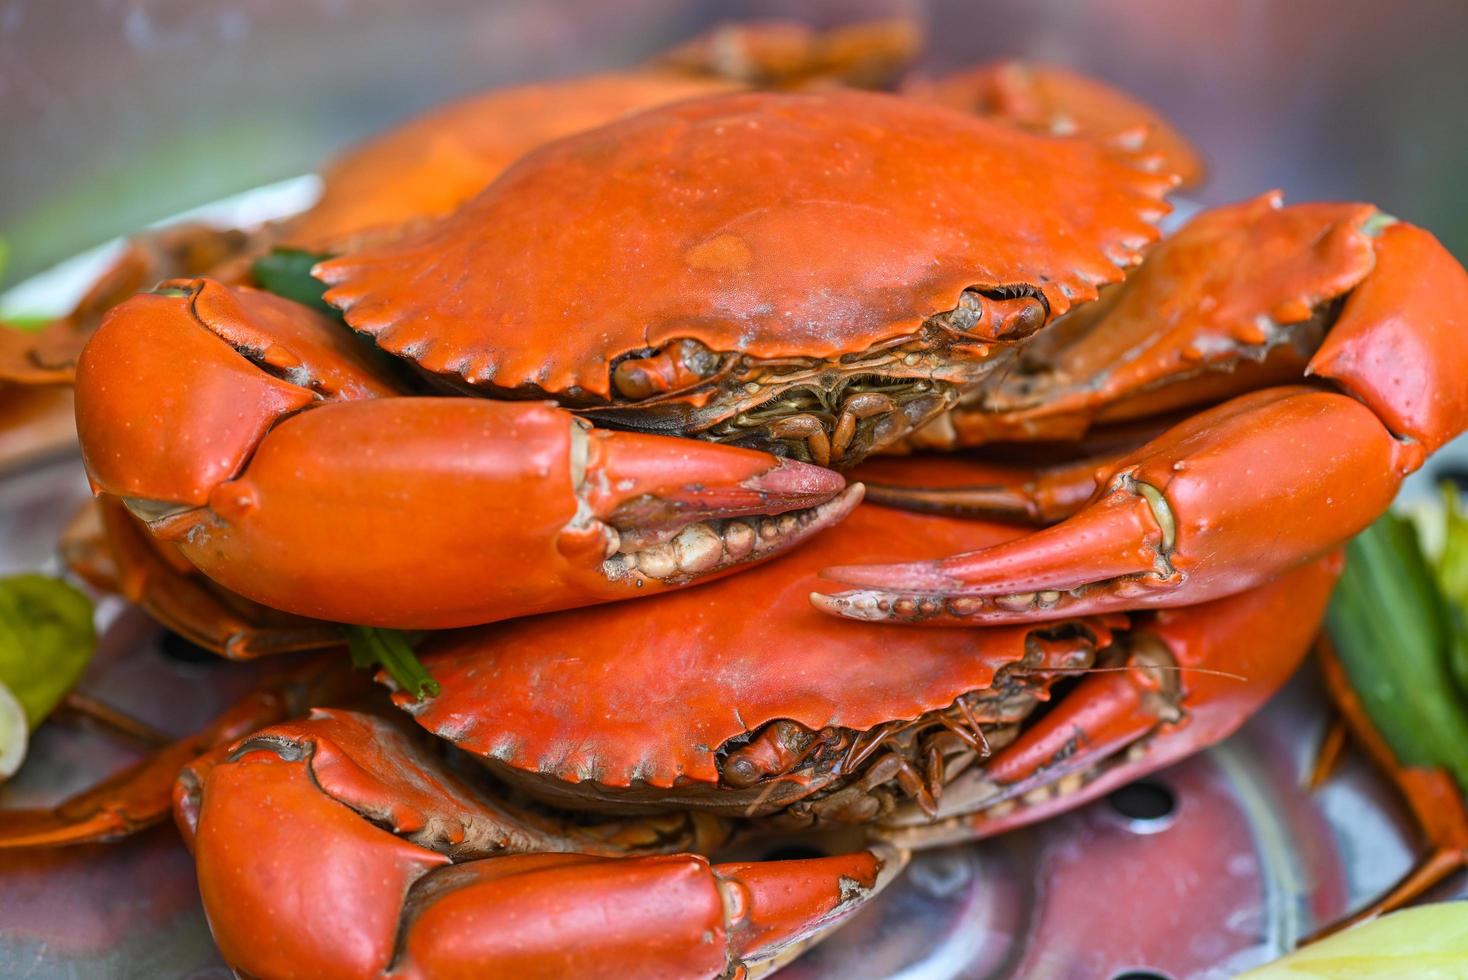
[4,1,1468,975]
[1,458,1465,979]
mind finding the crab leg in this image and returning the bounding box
[936,195,1380,451]
[859,454,1114,524]
[815,217,1468,626]
[179,709,899,980]
[0,657,363,849]
[63,496,343,658]
[655,18,920,90]
[0,224,260,472]
[880,552,1341,845]
[74,278,856,630]
[0,224,257,388]
[0,384,75,473]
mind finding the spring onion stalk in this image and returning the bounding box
[250,248,337,314]
[346,626,440,699]
[1326,488,1468,794]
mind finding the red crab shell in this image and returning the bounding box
[317,89,1177,402]
[397,500,1122,792]
[985,194,1381,422]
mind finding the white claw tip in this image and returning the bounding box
[810,590,888,621]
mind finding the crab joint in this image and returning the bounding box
[1134,481,1176,553]
[720,720,818,788]
[610,339,722,401]
[975,292,1050,342]
[930,288,1049,343]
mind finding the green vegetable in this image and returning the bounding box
[251,248,337,315]
[1240,901,1468,977]
[0,680,26,778]
[1437,482,1468,607]
[1327,501,1468,793]
[346,626,440,699]
[1,315,54,334]
[0,574,97,729]
[1437,483,1468,701]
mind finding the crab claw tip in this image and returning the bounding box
[741,455,848,504]
[589,430,850,526]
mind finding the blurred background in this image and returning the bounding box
[2,0,1467,289]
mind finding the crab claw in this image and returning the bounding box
[585,428,860,586]
[817,216,1468,627]
[815,387,1406,625]
[180,709,900,980]
[391,848,897,980]
[878,553,1340,846]
[74,278,855,631]
[0,657,362,849]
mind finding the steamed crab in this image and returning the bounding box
[0,18,918,475]
[2,22,1466,979]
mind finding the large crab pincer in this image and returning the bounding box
[174,501,1339,977]
[174,709,898,980]
[72,89,1176,631]
[817,195,1468,625]
[74,278,856,629]
[41,69,1468,979]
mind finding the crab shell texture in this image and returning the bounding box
[396,500,1126,821]
[316,90,1177,465]
[974,196,1384,433]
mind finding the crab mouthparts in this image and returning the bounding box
[601,484,864,584]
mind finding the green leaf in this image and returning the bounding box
[1438,482,1468,609]
[1328,512,1468,794]
[251,248,338,315]
[345,626,440,700]
[1,315,54,334]
[0,574,97,728]
[1239,901,1468,977]
[1437,483,1468,704]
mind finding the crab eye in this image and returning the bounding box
[930,289,1049,343]
[611,339,720,401]
[719,719,814,787]
[611,358,664,400]
[980,294,1049,341]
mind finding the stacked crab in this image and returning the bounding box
[3,20,1466,980]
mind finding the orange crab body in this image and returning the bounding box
[70,88,1177,636]
[171,500,1340,979]
[5,22,1468,979]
